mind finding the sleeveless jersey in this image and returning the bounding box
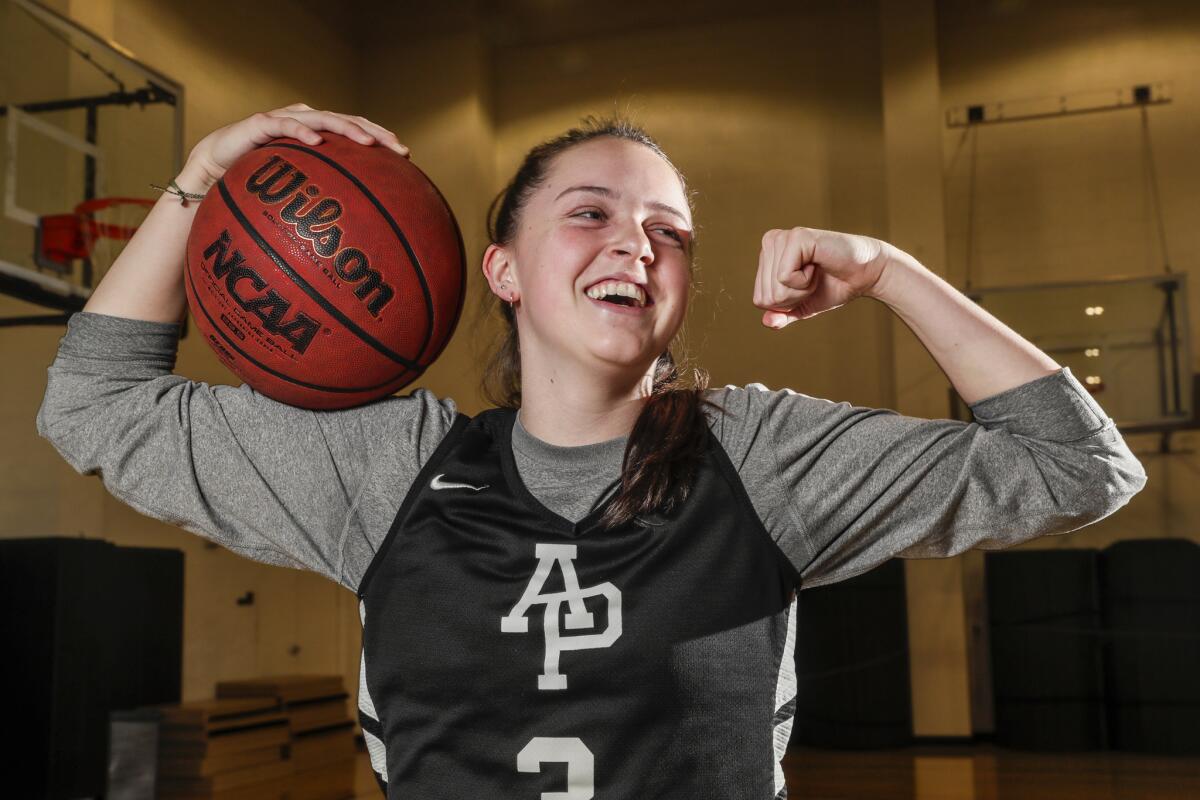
[356,408,802,799]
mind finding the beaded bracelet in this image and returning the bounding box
[150,178,208,206]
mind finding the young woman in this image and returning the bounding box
[39,105,1146,798]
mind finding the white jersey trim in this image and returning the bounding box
[359,599,388,783]
[772,594,799,796]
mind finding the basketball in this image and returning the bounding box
[184,133,466,410]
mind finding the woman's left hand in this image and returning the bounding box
[753,227,893,328]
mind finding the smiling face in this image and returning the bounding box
[485,136,694,386]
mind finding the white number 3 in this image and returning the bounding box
[517,737,595,799]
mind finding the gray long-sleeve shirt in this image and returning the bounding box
[36,311,1147,592]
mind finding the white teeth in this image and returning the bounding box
[585,280,646,307]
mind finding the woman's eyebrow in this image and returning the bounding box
[555,185,689,226]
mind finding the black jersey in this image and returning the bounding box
[356,408,802,799]
[40,315,1147,796]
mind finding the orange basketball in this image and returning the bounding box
[184,134,465,410]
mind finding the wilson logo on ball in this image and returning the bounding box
[203,230,321,354]
[184,133,466,410]
[246,155,395,317]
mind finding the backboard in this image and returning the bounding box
[949,273,1194,435]
[0,0,183,326]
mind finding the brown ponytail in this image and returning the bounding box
[480,116,718,529]
[600,351,716,528]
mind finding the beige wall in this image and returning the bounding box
[3,0,1193,735]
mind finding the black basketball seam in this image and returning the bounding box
[263,141,441,364]
[186,252,417,395]
[215,178,423,372]
[415,167,469,375]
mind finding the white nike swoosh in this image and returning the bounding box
[430,474,489,492]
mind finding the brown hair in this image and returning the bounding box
[482,116,717,529]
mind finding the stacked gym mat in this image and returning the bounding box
[986,538,1200,753]
[0,538,184,799]
[792,559,914,748]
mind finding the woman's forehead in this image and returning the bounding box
[542,138,689,219]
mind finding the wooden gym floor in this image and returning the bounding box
[349,744,1200,798]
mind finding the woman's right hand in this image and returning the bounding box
[179,103,410,192]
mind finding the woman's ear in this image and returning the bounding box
[482,243,519,304]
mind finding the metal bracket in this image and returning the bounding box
[947,83,1171,127]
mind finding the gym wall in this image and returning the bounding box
[4,0,1193,738]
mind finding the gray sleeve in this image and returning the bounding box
[707,367,1148,589]
[35,311,456,592]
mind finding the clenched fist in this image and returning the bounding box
[753,227,893,328]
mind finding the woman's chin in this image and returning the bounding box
[584,345,662,379]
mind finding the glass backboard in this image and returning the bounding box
[950,274,1193,434]
[0,0,183,325]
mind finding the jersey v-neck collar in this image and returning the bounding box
[501,410,627,537]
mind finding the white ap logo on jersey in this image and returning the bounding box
[501,543,622,691]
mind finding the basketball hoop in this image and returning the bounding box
[35,197,154,284]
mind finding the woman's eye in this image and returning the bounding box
[571,211,682,244]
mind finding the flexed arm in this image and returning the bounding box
[753,227,1059,405]
[736,227,1147,587]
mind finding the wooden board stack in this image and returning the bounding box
[217,675,357,800]
[155,696,292,799]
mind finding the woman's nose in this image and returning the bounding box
[612,224,654,265]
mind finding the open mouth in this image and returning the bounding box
[584,280,653,308]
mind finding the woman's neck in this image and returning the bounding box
[516,355,653,447]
